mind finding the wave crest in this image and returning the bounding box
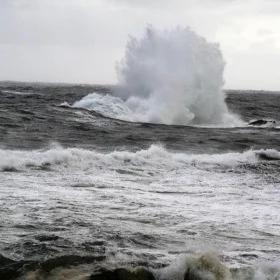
[0,145,279,172]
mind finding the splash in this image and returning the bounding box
[74,26,241,126]
[116,26,232,125]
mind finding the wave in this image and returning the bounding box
[0,145,279,172]
[1,89,36,96]
[73,93,135,122]
[73,26,241,126]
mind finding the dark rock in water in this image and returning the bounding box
[0,255,15,267]
[256,151,280,161]
[249,119,268,126]
[249,119,276,126]
[2,166,19,172]
[35,234,60,242]
[0,255,25,280]
[90,267,155,280]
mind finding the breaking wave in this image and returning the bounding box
[73,26,241,126]
[0,145,279,172]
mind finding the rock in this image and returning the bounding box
[35,234,60,242]
[256,151,280,161]
[0,254,15,267]
[90,267,155,280]
[0,254,25,280]
[249,119,276,126]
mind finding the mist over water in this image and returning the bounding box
[74,26,241,126]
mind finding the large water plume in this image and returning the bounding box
[74,26,240,126]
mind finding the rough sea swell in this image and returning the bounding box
[0,141,280,279]
[0,27,280,280]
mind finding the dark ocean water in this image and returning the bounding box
[0,82,279,280]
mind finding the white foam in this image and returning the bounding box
[253,262,280,280]
[73,93,135,121]
[159,253,231,280]
[59,101,71,107]
[159,255,280,280]
[1,146,279,269]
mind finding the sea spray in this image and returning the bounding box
[74,26,240,126]
[116,26,227,125]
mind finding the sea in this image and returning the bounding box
[0,82,279,280]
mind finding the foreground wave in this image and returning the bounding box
[1,145,279,279]
[1,145,279,172]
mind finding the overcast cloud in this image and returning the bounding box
[0,0,280,90]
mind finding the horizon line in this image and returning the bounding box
[0,80,280,94]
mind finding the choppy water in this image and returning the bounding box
[0,82,280,279]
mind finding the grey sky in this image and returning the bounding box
[0,0,280,90]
